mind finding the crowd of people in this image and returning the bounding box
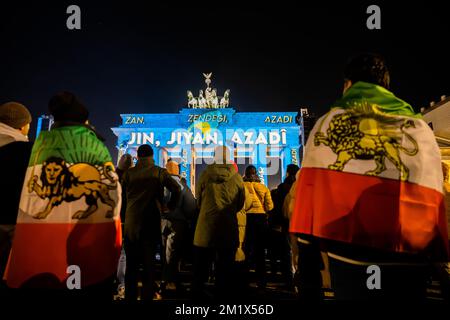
[0,53,449,302]
[0,91,298,302]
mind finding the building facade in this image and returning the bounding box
[421,96,450,184]
[35,115,54,139]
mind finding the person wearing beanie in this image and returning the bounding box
[160,159,196,296]
[0,102,32,145]
[0,102,33,296]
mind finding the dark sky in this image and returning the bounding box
[1,1,449,158]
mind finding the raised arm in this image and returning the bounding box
[160,169,181,210]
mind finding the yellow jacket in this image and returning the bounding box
[243,181,274,214]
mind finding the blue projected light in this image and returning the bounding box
[112,106,304,192]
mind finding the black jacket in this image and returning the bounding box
[122,157,181,242]
[0,141,32,224]
[270,175,296,229]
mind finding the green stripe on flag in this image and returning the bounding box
[29,126,112,166]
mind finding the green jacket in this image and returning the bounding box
[122,157,181,242]
[334,81,419,117]
[194,164,245,249]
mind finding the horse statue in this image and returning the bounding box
[220,89,230,108]
[198,90,207,108]
[187,90,198,108]
[210,89,219,108]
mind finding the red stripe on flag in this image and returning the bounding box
[290,168,449,259]
[5,220,122,289]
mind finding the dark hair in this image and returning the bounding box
[137,144,154,158]
[344,53,390,89]
[243,165,260,182]
[244,165,257,177]
[286,164,300,177]
[48,91,89,123]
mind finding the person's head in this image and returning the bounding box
[166,159,180,176]
[244,165,260,182]
[286,164,300,178]
[213,145,231,165]
[137,144,153,159]
[48,92,89,124]
[0,102,32,136]
[117,153,133,171]
[244,165,257,177]
[343,53,390,93]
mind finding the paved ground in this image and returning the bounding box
[113,258,449,302]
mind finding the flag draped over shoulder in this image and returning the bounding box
[290,83,449,260]
[5,125,122,288]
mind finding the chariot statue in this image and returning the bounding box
[186,73,231,109]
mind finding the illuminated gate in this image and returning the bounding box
[112,74,304,193]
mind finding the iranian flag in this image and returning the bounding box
[5,126,122,288]
[290,103,449,260]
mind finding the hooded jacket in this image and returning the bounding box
[194,164,245,248]
[0,123,32,224]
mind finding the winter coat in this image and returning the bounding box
[243,181,274,215]
[194,164,245,249]
[121,157,181,242]
[0,123,32,225]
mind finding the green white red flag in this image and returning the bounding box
[290,103,448,260]
[5,125,122,288]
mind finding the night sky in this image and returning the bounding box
[1,1,449,159]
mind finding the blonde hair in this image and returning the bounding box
[166,160,180,176]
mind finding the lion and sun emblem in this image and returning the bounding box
[27,157,117,220]
[314,105,419,182]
